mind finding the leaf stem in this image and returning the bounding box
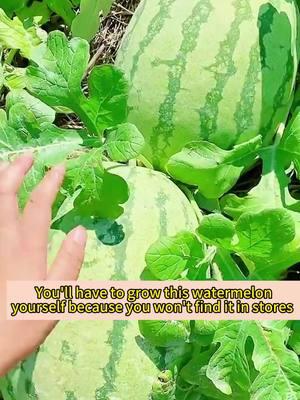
[178,184,203,224]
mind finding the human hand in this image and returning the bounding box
[0,154,87,376]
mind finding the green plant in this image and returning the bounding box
[0,0,114,40]
[0,29,145,222]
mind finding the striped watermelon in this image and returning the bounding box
[0,164,198,400]
[116,0,299,170]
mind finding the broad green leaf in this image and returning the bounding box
[99,0,114,16]
[71,0,102,42]
[180,349,233,400]
[61,153,129,220]
[289,321,300,355]
[91,169,129,219]
[0,9,47,58]
[221,145,291,219]
[0,104,80,163]
[221,131,300,278]
[198,214,235,249]
[0,0,25,15]
[236,209,295,257]
[0,104,82,208]
[17,1,51,25]
[6,89,55,124]
[205,321,300,399]
[105,123,145,162]
[46,0,76,25]
[26,31,128,134]
[2,66,28,90]
[248,322,300,399]
[279,112,300,176]
[64,149,105,215]
[198,208,297,278]
[71,0,114,41]
[213,249,246,281]
[206,321,251,396]
[145,232,206,280]
[166,136,261,199]
[139,321,190,348]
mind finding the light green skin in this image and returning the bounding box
[116,0,299,169]
[0,165,198,400]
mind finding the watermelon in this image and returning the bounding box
[116,0,299,170]
[0,164,198,400]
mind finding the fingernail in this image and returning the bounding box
[70,226,87,245]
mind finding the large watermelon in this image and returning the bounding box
[116,0,299,170]
[0,164,198,400]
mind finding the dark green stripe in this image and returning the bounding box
[95,169,136,399]
[234,41,260,143]
[200,0,252,142]
[116,0,147,67]
[95,321,128,400]
[150,0,213,165]
[59,340,78,364]
[156,189,168,237]
[129,0,175,82]
[65,391,78,400]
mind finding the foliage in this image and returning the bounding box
[0,30,145,224]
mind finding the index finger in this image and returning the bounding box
[0,154,34,227]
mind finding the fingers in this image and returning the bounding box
[0,154,33,227]
[48,226,87,281]
[22,165,65,260]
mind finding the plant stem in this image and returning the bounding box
[178,184,203,224]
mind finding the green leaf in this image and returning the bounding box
[61,154,129,220]
[71,0,114,41]
[0,0,25,16]
[91,168,129,219]
[105,123,145,162]
[64,149,105,215]
[248,322,300,399]
[205,321,300,399]
[6,89,55,124]
[279,112,300,177]
[99,0,114,16]
[0,104,81,163]
[2,66,28,90]
[139,321,190,348]
[26,31,128,135]
[206,321,251,396]
[220,130,300,278]
[289,321,300,355]
[166,136,261,199]
[0,104,82,208]
[46,0,76,26]
[145,232,206,281]
[0,9,47,58]
[198,209,296,278]
[17,1,52,25]
[71,0,102,42]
